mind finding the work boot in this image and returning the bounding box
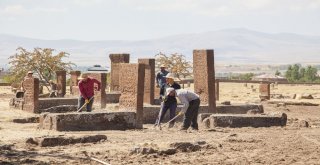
[179,127,188,131]
[191,127,199,131]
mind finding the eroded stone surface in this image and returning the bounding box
[39,112,137,131]
[138,58,155,105]
[193,50,216,113]
[119,63,145,129]
[259,83,270,100]
[56,70,66,97]
[23,78,39,113]
[109,54,130,91]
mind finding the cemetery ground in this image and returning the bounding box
[1,83,320,165]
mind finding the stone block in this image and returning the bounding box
[23,78,39,113]
[201,113,287,128]
[39,112,137,131]
[41,105,78,113]
[138,58,155,105]
[193,49,216,113]
[105,92,121,103]
[215,80,219,101]
[259,83,270,100]
[87,73,107,108]
[119,63,145,129]
[38,98,78,112]
[70,70,81,94]
[56,70,67,97]
[109,53,130,91]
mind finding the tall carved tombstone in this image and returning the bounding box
[87,73,107,109]
[119,63,145,129]
[259,83,271,100]
[109,54,130,91]
[70,71,81,95]
[193,49,216,113]
[56,70,66,97]
[23,78,39,113]
[138,58,155,105]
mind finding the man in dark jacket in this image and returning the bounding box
[155,73,181,128]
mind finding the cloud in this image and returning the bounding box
[1,4,67,16]
[3,5,26,15]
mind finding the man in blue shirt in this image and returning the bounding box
[156,64,169,99]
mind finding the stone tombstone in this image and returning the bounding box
[56,70,66,97]
[119,63,145,129]
[87,73,107,109]
[259,83,271,100]
[138,58,155,105]
[193,49,216,113]
[109,54,130,91]
[70,71,81,94]
[215,79,219,101]
[23,78,39,113]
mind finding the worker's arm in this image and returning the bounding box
[178,95,189,114]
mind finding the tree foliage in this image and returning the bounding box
[7,47,75,84]
[155,52,192,79]
[285,64,318,82]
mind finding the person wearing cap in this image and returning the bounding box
[155,73,181,128]
[166,87,200,131]
[156,64,169,99]
[78,73,101,112]
[20,71,34,91]
[49,80,58,97]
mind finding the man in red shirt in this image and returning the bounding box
[78,73,101,112]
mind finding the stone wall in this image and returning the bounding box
[109,54,130,91]
[105,92,121,103]
[119,63,145,129]
[56,71,66,97]
[87,73,107,108]
[23,78,39,113]
[216,80,219,101]
[193,49,216,113]
[138,58,155,105]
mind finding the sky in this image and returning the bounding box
[0,0,320,41]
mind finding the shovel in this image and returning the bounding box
[77,96,94,112]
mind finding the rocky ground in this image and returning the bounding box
[1,84,320,165]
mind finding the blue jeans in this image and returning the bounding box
[78,96,94,112]
[155,102,177,125]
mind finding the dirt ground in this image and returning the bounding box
[1,84,320,165]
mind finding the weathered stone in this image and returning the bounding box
[138,58,155,105]
[38,98,78,112]
[109,54,130,91]
[41,105,78,113]
[221,101,231,105]
[23,78,39,113]
[215,80,219,101]
[193,49,216,113]
[208,113,287,128]
[301,94,314,99]
[56,70,66,97]
[143,104,264,124]
[70,70,81,95]
[12,117,39,123]
[267,101,319,106]
[26,135,107,147]
[105,92,121,103]
[39,112,136,131]
[259,83,270,100]
[119,63,145,129]
[87,73,107,108]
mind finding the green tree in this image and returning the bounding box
[285,65,293,82]
[304,65,318,82]
[6,47,75,86]
[275,70,281,76]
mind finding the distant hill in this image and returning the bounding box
[1,28,320,67]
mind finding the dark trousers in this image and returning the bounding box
[78,96,94,112]
[159,84,165,97]
[182,99,200,129]
[155,102,177,125]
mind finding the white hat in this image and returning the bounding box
[78,73,89,80]
[165,73,175,79]
[160,64,166,68]
[166,87,175,96]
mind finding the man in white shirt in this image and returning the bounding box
[166,87,200,130]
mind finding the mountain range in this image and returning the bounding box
[1,28,320,68]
